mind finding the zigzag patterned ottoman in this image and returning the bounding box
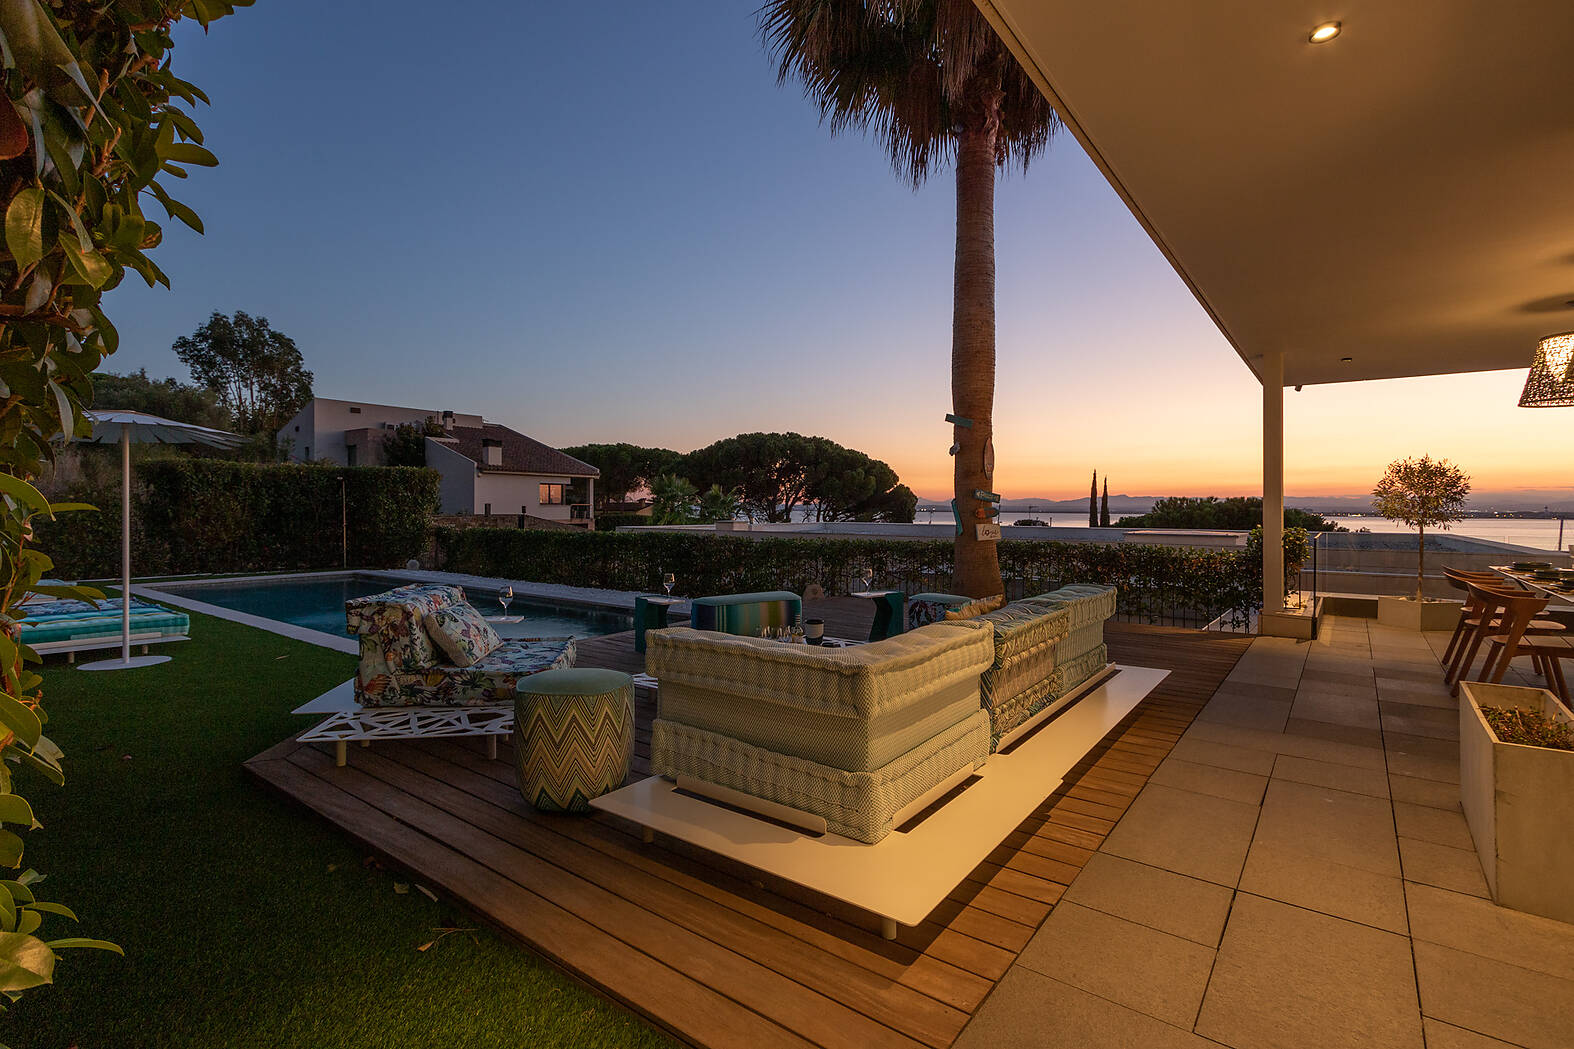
[513,668,635,813]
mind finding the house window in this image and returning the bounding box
[349,406,361,414]
[539,483,565,505]
[304,446,310,458]
[483,503,491,516]
[346,446,357,466]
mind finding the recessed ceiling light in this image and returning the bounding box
[1308,21,1342,43]
[1340,356,1353,363]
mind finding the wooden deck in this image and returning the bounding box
[246,600,1251,1049]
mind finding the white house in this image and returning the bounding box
[279,398,598,526]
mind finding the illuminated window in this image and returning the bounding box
[540,483,565,505]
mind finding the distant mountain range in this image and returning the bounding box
[915,491,1574,515]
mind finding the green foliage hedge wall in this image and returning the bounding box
[435,528,1307,627]
[39,462,439,578]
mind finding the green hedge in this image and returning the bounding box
[434,528,1305,628]
[39,461,440,579]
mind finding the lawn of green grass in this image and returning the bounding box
[0,606,677,1049]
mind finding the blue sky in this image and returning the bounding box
[101,2,1567,500]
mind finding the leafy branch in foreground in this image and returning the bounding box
[0,0,249,1025]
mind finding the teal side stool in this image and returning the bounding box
[514,668,634,813]
[633,595,679,653]
[853,590,906,641]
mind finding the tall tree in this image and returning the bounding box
[92,370,231,431]
[1100,476,1110,527]
[1089,470,1098,527]
[763,0,1060,596]
[680,432,916,523]
[560,443,682,510]
[173,310,312,440]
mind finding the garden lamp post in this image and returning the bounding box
[75,410,245,671]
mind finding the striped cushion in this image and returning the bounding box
[689,592,802,636]
[20,606,189,644]
[1021,584,1118,628]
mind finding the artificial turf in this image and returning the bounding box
[0,606,678,1049]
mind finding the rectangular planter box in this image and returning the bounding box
[1459,681,1574,925]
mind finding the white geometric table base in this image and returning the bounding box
[294,680,513,766]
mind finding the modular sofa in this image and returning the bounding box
[647,619,995,843]
[346,583,574,707]
[972,584,1118,749]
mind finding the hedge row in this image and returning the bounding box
[434,528,1302,628]
[39,461,440,579]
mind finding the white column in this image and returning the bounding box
[121,423,132,663]
[587,477,595,526]
[1262,350,1285,615]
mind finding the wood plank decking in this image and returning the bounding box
[246,600,1251,1049]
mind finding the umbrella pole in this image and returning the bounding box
[121,423,131,664]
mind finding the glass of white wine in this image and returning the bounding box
[662,572,676,598]
[498,585,513,617]
[859,567,874,593]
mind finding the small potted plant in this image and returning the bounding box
[1458,681,1574,924]
[1371,455,1469,630]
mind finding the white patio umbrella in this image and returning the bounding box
[74,409,245,671]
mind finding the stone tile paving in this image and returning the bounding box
[955,615,1574,1049]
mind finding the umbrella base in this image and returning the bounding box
[77,654,172,672]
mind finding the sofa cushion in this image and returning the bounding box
[652,707,990,843]
[423,603,502,667]
[945,594,1005,621]
[1021,584,1118,628]
[346,583,465,675]
[647,620,993,772]
[358,637,576,707]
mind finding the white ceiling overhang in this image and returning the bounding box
[973,1,1574,387]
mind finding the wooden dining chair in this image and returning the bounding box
[1477,586,1574,706]
[1448,582,1566,694]
[1441,568,1514,670]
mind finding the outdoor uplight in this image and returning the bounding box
[1518,331,1574,407]
[1308,21,1342,43]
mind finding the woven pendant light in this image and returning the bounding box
[1519,331,1574,407]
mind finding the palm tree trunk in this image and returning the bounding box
[952,111,1004,598]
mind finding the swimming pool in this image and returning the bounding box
[160,574,632,639]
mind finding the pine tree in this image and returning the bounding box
[1089,471,1098,527]
[1100,477,1111,527]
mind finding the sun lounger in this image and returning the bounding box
[17,597,190,662]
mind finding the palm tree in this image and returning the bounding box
[649,473,699,525]
[761,0,1060,597]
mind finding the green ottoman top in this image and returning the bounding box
[517,667,632,698]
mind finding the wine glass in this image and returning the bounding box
[498,585,513,618]
[662,572,676,598]
[859,567,874,593]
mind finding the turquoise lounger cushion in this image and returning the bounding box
[18,599,190,645]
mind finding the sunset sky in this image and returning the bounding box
[100,4,1574,502]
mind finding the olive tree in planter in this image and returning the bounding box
[1371,455,1470,629]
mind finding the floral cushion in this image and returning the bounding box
[423,603,501,667]
[358,637,577,708]
[905,593,972,631]
[346,584,465,685]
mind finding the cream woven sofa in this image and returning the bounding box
[647,620,995,843]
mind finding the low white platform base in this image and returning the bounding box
[77,652,174,671]
[46,632,187,665]
[295,680,511,766]
[592,664,1168,937]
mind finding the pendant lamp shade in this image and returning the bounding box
[1519,331,1574,407]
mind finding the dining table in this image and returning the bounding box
[1489,565,1574,606]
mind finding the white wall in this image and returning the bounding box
[426,438,479,514]
[285,399,484,464]
[474,472,575,519]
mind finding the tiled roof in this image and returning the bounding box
[442,424,599,477]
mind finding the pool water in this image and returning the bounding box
[164,575,631,639]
